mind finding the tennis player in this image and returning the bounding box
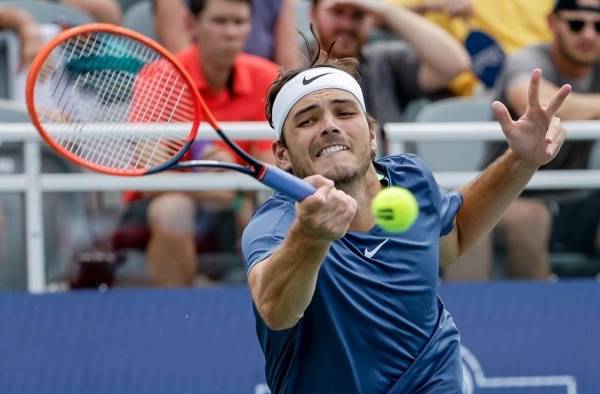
[241,56,571,392]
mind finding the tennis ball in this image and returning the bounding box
[371,187,419,233]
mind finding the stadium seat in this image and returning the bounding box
[122,0,157,40]
[413,96,492,171]
[0,1,93,26]
[590,142,600,169]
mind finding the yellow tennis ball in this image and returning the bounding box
[371,187,419,233]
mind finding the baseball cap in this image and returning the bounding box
[553,0,600,13]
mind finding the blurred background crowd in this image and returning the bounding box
[0,0,599,291]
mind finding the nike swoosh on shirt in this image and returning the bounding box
[302,72,332,85]
[364,238,389,259]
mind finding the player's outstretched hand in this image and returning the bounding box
[492,68,572,168]
[296,175,357,241]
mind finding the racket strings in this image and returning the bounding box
[33,30,197,173]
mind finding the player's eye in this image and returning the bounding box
[298,118,317,127]
[338,111,356,118]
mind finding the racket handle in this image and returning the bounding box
[260,165,316,201]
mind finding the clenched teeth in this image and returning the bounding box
[317,145,348,157]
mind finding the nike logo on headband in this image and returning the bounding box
[302,72,332,85]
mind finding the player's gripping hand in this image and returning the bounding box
[295,175,357,241]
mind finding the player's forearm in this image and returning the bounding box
[454,149,537,256]
[383,5,470,88]
[250,221,330,331]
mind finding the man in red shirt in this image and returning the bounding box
[119,0,278,287]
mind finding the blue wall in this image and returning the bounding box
[0,281,598,394]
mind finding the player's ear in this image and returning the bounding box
[273,140,292,171]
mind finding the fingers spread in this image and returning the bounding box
[545,84,572,116]
[492,101,515,137]
[528,68,542,108]
[544,116,562,144]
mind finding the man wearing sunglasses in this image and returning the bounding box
[476,0,600,280]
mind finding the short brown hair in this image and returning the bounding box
[188,0,252,17]
[265,35,376,144]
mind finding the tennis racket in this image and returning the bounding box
[25,23,315,201]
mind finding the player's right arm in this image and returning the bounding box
[248,175,357,331]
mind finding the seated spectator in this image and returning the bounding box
[395,0,555,95]
[447,0,600,281]
[117,0,278,287]
[0,5,43,70]
[309,0,470,131]
[154,0,300,69]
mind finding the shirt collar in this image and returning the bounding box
[186,45,252,96]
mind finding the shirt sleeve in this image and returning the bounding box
[389,154,463,237]
[241,197,296,273]
[436,186,463,236]
[413,155,463,236]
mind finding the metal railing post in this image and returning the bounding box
[24,141,45,293]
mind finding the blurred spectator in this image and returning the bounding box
[395,0,555,95]
[447,0,600,281]
[0,5,43,70]
[117,0,278,287]
[60,0,122,24]
[154,0,300,69]
[310,0,470,129]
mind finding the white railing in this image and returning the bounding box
[0,121,598,292]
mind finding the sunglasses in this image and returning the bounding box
[562,18,600,33]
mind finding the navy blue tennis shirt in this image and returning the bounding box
[242,154,464,393]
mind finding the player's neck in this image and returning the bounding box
[347,165,382,232]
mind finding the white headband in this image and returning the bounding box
[272,67,367,139]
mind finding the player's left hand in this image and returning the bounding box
[492,68,572,169]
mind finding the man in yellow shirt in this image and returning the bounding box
[393,0,555,94]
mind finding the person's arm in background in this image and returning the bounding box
[61,0,122,24]
[507,76,600,119]
[439,69,571,265]
[331,0,470,91]
[0,6,43,70]
[273,0,301,70]
[248,176,357,330]
[396,0,473,18]
[154,0,192,54]
[380,2,471,91]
